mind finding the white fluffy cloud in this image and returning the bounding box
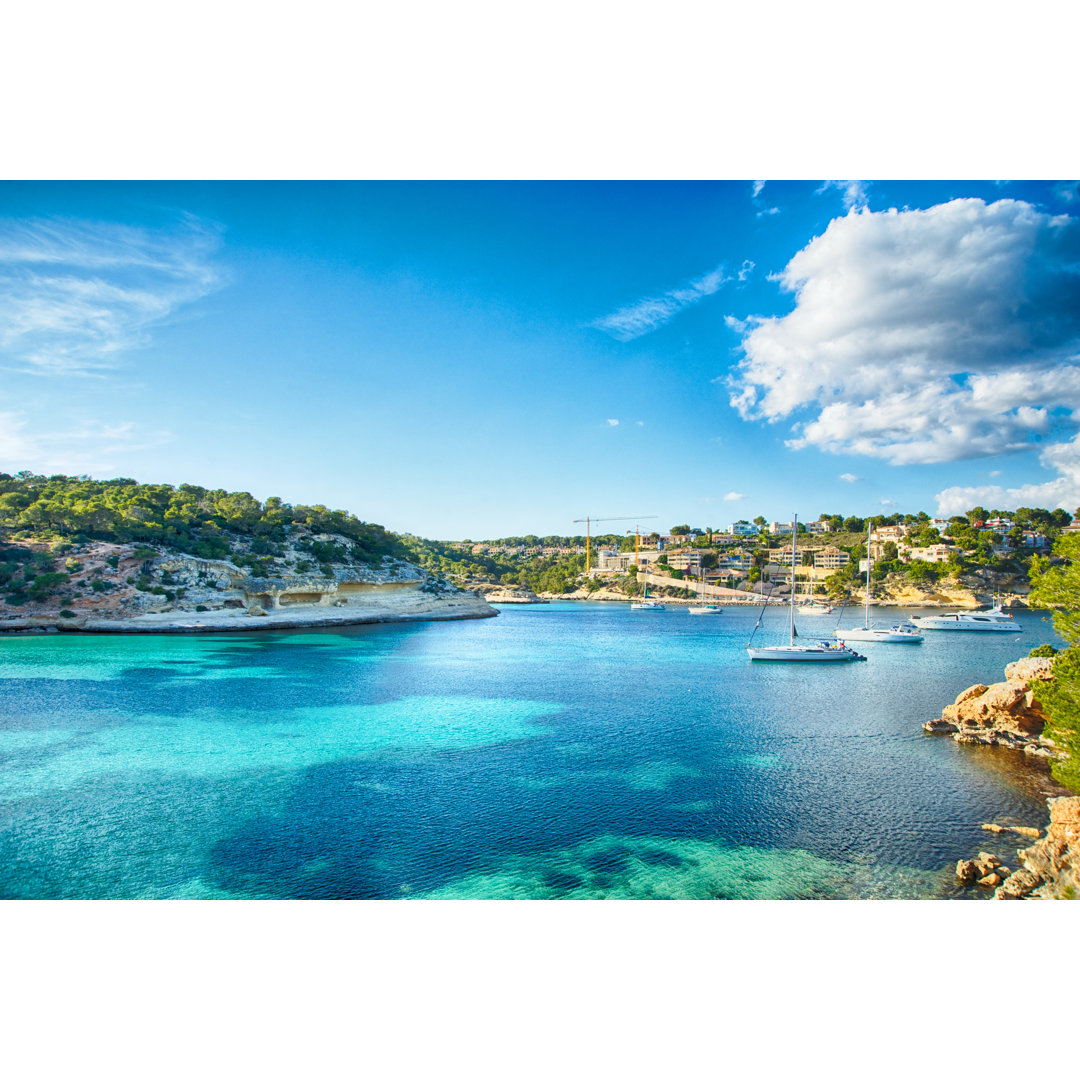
[0,214,224,375]
[592,264,730,342]
[728,198,1080,472]
[839,473,862,483]
[723,491,745,501]
[936,433,1080,515]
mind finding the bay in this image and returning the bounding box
[0,603,1063,899]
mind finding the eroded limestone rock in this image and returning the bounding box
[992,796,1080,900]
[924,659,1059,755]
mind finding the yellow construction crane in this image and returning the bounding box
[625,525,660,565]
[572,515,658,574]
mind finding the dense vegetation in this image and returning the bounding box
[0,472,405,607]
[3,472,1076,610]
[1029,534,1080,791]
[0,472,404,556]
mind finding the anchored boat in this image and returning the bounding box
[834,522,923,643]
[910,599,1019,632]
[747,514,865,662]
[688,570,723,615]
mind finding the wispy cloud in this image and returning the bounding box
[606,418,620,426]
[816,180,870,211]
[839,473,862,483]
[751,181,780,217]
[591,264,730,342]
[723,491,745,501]
[0,410,173,475]
[0,214,226,376]
[737,259,755,282]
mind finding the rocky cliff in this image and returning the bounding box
[923,656,1062,760]
[993,796,1080,899]
[930,656,1078,899]
[0,528,495,633]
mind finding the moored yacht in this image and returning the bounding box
[796,601,834,616]
[910,603,1019,632]
[834,522,923,643]
[630,583,664,611]
[688,570,723,615]
[746,513,865,662]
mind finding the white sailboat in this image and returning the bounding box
[630,580,664,610]
[688,569,723,615]
[834,522,923,643]
[747,514,865,662]
[795,569,833,615]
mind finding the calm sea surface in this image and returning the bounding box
[0,603,1064,899]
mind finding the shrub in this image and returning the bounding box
[1029,643,1059,658]
[59,609,75,618]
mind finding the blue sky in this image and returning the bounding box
[2,180,1079,538]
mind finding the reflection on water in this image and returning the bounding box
[0,605,1064,898]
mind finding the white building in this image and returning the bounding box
[904,544,953,564]
[768,521,793,536]
[728,522,758,537]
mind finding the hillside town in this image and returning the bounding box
[441,508,1077,603]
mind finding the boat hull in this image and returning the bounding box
[630,602,665,610]
[688,606,723,615]
[910,617,1017,632]
[834,627,923,643]
[746,645,865,661]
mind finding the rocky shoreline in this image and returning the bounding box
[0,536,497,634]
[924,655,1078,899]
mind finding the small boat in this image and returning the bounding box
[746,513,865,662]
[631,582,665,611]
[796,601,834,615]
[688,570,723,615]
[834,522,923,643]
[794,566,832,614]
[910,600,1019,632]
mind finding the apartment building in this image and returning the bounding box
[871,525,910,542]
[812,545,850,570]
[903,544,953,564]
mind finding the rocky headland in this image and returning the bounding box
[923,656,1061,759]
[925,655,1078,899]
[0,529,495,634]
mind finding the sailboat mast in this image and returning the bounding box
[864,520,871,630]
[790,513,798,646]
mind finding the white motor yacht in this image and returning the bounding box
[910,603,1019,632]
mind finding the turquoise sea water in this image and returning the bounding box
[0,603,1064,899]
